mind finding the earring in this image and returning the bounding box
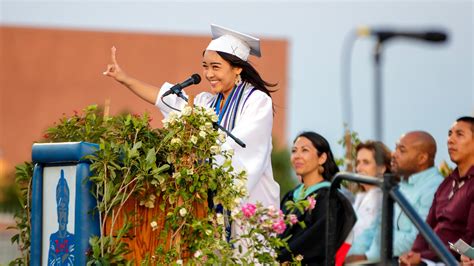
[235,74,242,85]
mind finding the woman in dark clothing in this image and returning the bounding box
[278,131,356,265]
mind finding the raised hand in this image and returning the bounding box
[103,46,128,82]
[102,46,159,104]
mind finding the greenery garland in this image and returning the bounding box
[8,105,309,265]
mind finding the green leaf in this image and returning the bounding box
[145,148,156,166]
[89,236,100,258]
[154,164,170,175]
[10,234,19,244]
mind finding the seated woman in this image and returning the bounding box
[348,141,391,254]
[278,131,356,264]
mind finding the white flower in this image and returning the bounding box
[179,207,187,217]
[187,168,194,175]
[205,108,215,116]
[267,205,276,215]
[226,148,234,156]
[205,122,213,129]
[205,229,213,236]
[171,138,181,145]
[190,135,198,144]
[233,179,245,190]
[234,197,242,206]
[210,145,221,154]
[176,259,183,265]
[216,213,224,225]
[164,111,179,126]
[295,255,304,261]
[218,132,227,143]
[150,221,158,231]
[172,172,181,179]
[144,200,154,208]
[211,114,218,122]
[199,131,207,138]
[181,106,192,116]
[194,107,204,115]
[194,250,203,258]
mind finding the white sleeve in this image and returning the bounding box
[155,82,187,117]
[222,91,273,193]
[155,82,213,117]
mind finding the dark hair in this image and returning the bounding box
[355,140,392,174]
[294,131,340,181]
[456,116,474,134]
[216,51,277,97]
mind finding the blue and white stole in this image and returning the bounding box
[208,81,255,131]
[206,81,255,242]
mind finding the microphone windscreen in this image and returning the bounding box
[191,74,202,84]
[425,32,448,42]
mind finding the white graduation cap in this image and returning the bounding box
[206,24,261,61]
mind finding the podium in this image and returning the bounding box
[111,198,207,263]
[30,141,208,264]
[30,142,100,266]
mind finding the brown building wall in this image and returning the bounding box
[0,26,288,174]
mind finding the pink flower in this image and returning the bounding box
[272,219,287,234]
[279,210,284,217]
[307,196,316,211]
[241,203,257,218]
[267,205,276,216]
[289,214,298,225]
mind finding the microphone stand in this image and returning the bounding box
[213,123,246,148]
[176,93,188,102]
[373,41,384,141]
[161,93,246,148]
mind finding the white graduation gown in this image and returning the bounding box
[155,82,280,208]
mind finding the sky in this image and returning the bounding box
[1,0,473,167]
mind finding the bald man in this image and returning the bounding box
[400,117,474,265]
[347,131,444,263]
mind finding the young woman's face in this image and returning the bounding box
[291,136,326,178]
[202,50,241,98]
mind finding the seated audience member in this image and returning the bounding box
[347,141,391,255]
[461,253,474,266]
[400,117,474,265]
[346,131,443,263]
[277,132,356,264]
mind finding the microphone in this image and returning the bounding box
[163,73,202,98]
[357,26,448,42]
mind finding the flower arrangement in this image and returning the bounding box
[145,105,249,264]
[9,104,311,265]
[229,195,317,264]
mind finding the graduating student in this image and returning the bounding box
[103,24,280,209]
[278,131,356,264]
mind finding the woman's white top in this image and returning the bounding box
[351,187,383,240]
